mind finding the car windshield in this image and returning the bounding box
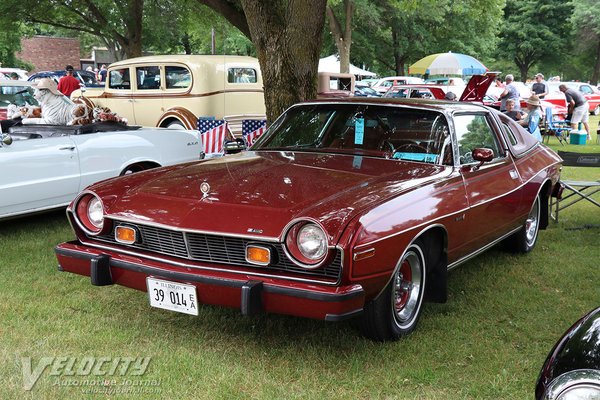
[253,103,451,164]
[0,85,39,107]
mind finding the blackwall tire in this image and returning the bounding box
[359,240,427,341]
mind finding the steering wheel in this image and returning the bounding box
[379,139,395,153]
[394,142,428,153]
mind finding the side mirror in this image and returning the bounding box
[472,148,494,170]
[1,134,13,146]
[223,138,247,154]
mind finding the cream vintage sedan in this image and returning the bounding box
[73,55,267,134]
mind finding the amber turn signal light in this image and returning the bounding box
[115,226,137,244]
[246,245,271,266]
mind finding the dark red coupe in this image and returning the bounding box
[55,98,562,341]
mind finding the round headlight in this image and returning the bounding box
[297,224,327,260]
[87,197,104,229]
[74,193,105,235]
[285,222,329,268]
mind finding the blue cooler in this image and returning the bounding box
[569,130,586,145]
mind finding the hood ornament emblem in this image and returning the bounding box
[200,182,211,198]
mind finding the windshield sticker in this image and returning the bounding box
[354,118,365,145]
[393,152,438,163]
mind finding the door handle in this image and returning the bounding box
[59,146,76,151]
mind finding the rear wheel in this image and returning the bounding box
[359,240,427,341]
[504,195,541,253]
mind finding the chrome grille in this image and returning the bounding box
[92,221,342,280]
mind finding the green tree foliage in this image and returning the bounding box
[572,0,600,84]
[0,0,145,60]
[350,0,504,76]
[0,21,27,68]
[143,0,253,55]
[497,0,573,82]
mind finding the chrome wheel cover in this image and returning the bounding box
[391,249,423,327]
[525,198,540,246]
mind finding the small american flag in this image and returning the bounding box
[242,119,267,147]
[197,119,228,154]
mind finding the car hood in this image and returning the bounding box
[95,151,449,243]
[459,73,497,102]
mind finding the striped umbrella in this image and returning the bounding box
[408,52,487,75]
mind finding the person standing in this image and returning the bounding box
[57,65,80,97]
[531,73,549,98]
[559,84,590,139]
[498,74,521,111]
[98,64,107,82]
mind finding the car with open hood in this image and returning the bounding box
[55,97,562,341]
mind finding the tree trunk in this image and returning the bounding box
[391,27,405,75]
[120,0,144,58]
[326,0,354,73]
[592,40,600,85]
[240,0,327,122]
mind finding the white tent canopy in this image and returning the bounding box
[318,55,377,77]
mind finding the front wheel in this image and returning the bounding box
[503,195,541,253]
[359,240,427,341]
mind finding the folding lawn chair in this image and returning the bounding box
[550,180,600,222]
[549,151,600,222]
[543,107,570,146]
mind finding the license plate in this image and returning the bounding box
[146,277,198,316]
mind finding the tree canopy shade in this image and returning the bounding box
[198,0,328,122]
[497,0,573,82]
[0,0,145,60]
[572,0,600,84]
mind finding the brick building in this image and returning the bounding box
[18,36,81,73]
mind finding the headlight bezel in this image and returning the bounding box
[73,191,109,236]
[283,220,330,269]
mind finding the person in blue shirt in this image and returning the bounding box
[519,94,543,142]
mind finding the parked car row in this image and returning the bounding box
[28,69,103,88]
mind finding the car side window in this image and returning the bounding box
[454,114,502,165]
[580,85,592,94]
[108,68,131,90]
[165,66,191,89]
[227,68,257,84]
[136,66,161,90]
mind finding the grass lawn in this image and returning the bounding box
[1,117,599,399]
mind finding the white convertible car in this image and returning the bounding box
[0,122,202,220]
